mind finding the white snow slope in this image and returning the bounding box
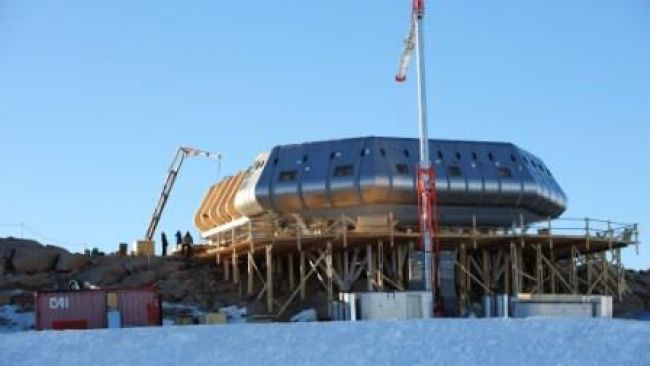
[1,318,649,366]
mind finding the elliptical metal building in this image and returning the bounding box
[193,136,638,318]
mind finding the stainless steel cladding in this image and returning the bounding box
[233,136,567,227]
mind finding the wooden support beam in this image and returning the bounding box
[587,254,594,294]
[456,260,491,294]
[326,241,333,302]
[377,240,384,291]
[458,243,468,316]
[549,246,557,294]
[541,254,573,293]
[276,251,327,318]
[224,257,230,282]
[300,250,306,300]
[366,244,373,291]
[535,244,544,293]
[342,215,349,284]
[510,242,519,295]
[266,244,273,313]
[232,249,239,285]
[571,246,578,294]
[396,245,406,287]
[247,250,254,295]
[288,253,295,292]
[481,249,490,295]
[615,248,624,300]
[601,251,609,295]
[504,253,510,295]
[347,248,359,286]
[407,241,415,284]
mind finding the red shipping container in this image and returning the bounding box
[35,290,107,330]
[113,288,162,327]
[36,288,162,330]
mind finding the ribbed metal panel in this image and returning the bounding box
[35,290,107,330]
[200,136,568,229]
[115,289,161,328]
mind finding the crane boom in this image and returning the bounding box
[145,147,221,241]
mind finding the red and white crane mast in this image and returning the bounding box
[395,0,443,316]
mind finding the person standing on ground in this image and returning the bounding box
[161,232,169,256]
[183,231,194,257]
[175,230,182,251]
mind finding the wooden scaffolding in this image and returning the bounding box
[193,215,639,318]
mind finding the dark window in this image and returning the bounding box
[403,149,410,158]
[279,170,297,182]
[448,166,462,177]
[510,154,517,163]
[488,153,494,161]
[380,148,387,157]
[273,157,279,166]
[437,150,444,160]
[395,164,410,175]
[330,152,336,160]
[302,155,308,163]
[471,152,478,161]
[455,152,462,160]
[523,156,529,164]
[333,165,354,177]
[497,167,512,178]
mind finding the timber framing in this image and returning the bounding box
[195,215,639,318]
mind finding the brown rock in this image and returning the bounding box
[56,253,89,272]
[79,260,127,285]
[158,279,188,301]
[155,260,186,279]
[120,270,157,288]
[11,247,60,274]
[11,273,54,289]
[123,257,155,274]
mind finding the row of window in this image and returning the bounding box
[276,164,516,182]
[270,150,553,178]
[272,149,541,167]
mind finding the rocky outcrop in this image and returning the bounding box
[617,269,650,317]
[55,253,89,272]
[11,247,60,274]
[121,270,157,288]
[78,259,128,285]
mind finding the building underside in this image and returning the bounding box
[192,215,639,318]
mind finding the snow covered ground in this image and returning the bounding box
[0,305,34,333]
[1,318,649,366]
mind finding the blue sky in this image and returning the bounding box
[0,1,648,269]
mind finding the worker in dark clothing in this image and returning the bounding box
[161,232,169,257]
[175,230,183,251]
[183,231,194,258]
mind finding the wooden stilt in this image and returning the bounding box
[481,249,490,294]
[377,240,384,291]
[288,253,295,291]
[367,244,373,291]
[224,256,230,282]
[247,250,254,296]
[232,249,239,284]
[459,243,468,316]
[326,241,333,302]
[300,250,306,300]
[266,244,273,313]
